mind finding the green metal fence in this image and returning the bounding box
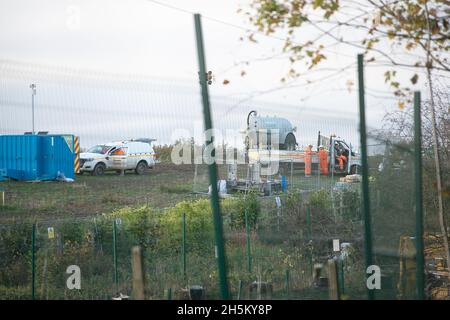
[0,9,448,302]
[0,191,368,300]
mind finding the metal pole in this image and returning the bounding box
[414,91,424,300]
[30,84,36,134]
[31,223,36,300]
[113,220,119,295]
[194,13,229,300]
[357,53,374,300]
[167,288,172,300]
[182,212,187,278]
[245,209,252,273]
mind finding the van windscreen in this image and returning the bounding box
[87,145,112,154]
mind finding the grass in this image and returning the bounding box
[0,162,343,224]
[0,164,199,224]
[0,164,371,300]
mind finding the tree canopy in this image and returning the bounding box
[240,0,449,103]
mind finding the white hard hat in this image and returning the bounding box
[319,145,324,148]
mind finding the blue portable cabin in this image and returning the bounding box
[0,134,76,181]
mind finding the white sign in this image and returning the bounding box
[275,196,281,208]
[333,239,340,252]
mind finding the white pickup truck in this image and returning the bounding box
[79,139,156,176]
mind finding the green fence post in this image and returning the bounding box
[167,288,172,300]
[31,222,36,300]
[237,280,243,300]
[194,13,229,300]
[182,212,187,279]
[338,257,345,296]
[245,210,252,273]
[285,269,290,299]
[112,219,119,295]
[414,91,424,300]
[357,53,374,300]
[306,206,313,276]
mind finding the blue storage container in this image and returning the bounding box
[0,134,75,181]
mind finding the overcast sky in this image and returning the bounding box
[0,0,437,148]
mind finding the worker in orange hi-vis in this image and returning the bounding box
[338,154,347,171]
[334,142,347,171]
[318,145,329,175]
[304,144,313,177]
[113,148,126,155]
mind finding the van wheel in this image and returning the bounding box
[93,163,106,176]
[135,161,147,175]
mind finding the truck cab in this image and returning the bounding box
[320,134,361,174]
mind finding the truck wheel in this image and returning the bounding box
[135,161,147,175]
[93,163,106,176]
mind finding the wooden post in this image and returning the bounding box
[327,259,340,300]
[131,246,145,300]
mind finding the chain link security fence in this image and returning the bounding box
[1,1,449,301]
[0,190,367,300]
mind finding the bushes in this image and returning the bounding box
[109,206,160,250]
[309,189,332,210]
[156,199,214,253]
[153,144,173,164]
[0,190,365,299]
[341,189,360,221]
[0,224,32,287]
[227,192,260,230]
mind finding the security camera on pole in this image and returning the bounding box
[30,84,36,134]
